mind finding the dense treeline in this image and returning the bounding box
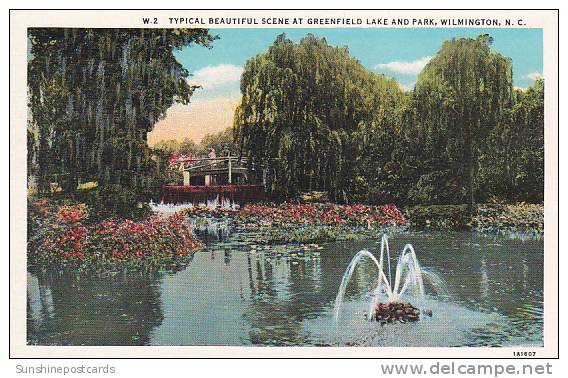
[152,127,239,157]
[28,30,544,207]
[27,28,216,197]
[234,34,405,201]
[235,34,544,205]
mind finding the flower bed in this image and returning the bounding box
[236,203,406,227]
[404,203,543,235]
[179,202,406,244]
[28,201,203,272]
[472,203,544,235]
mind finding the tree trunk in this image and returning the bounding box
[464,121,475,212]
[37,129,51,194]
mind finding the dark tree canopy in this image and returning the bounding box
[28,31,543,206]
[234,33,542,205]
[412,35,514,206]
[28,28,216,194]
[234,34,405,201]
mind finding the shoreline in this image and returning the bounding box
[181,202,544,241]
[27,198,543,273]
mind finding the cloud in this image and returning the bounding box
[148,64,244,144]
[148,92,241,144]
[189,64,243,90]
[525,72,543,80]
[374,56,432,75]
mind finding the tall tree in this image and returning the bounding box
[200,127,239,157]
[234,34,404,201]
[28,28,216,194]
[413,34,513,208]
[477,78,544,202]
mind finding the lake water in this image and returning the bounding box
[27,230,543,346]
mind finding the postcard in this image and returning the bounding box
[9,9,558,358]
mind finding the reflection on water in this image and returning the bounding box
[27,273,164,345]
[27,232,543,346]
[186,217,231,243]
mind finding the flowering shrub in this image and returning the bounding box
[237,203,406,227]
[34,198,52,217]
[168,153,198,168]
[57,203,88,223]
[472,203,544,234]
[29,207,203,271]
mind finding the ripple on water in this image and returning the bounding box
[301,296,539,347]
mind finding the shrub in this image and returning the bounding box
[404,205,471,230]
[82,184,150,221]
[404,203,544,234]
[472,203,544,234]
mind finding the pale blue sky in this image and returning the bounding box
[177,28,543,96]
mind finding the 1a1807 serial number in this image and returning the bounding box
[513,351,536,357]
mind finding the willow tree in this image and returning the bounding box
[477,78,544,202]
[234,34,404,201]
[28,28,216,194]
[413,34,513,207]
[348,80,410,204]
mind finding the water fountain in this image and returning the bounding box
[149,200,195,214]
[149,197,240,214]
[333,235,447,324]
[186,216,231,241]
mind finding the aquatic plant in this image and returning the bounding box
[472,203,544,234]
[403,203,543,234]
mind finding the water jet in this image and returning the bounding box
[333,235,447,324]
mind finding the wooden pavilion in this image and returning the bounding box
[160,155,265,204]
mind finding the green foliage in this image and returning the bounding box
[234,34,405,201]
[412,35,514,206]
[234,33,542,206]
[407,170,462,205]
[152,139,184,156]
[27,30,544,209]
[404,205,471,230]
[152,128,238,158]
[80,184,151,221]
[404,203,543,234]
[262,225,366,244]
[27,28,216,195]
[472,203,543,234]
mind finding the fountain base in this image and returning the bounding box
[374,302,421,323]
